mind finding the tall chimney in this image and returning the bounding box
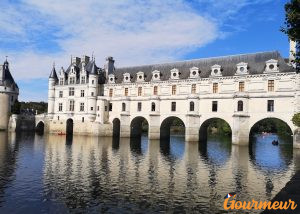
[290,39,297,66]
[105,56,115,76]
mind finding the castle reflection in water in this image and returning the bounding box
[0,132,299,213]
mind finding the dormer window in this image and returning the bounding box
[265,59,279,73]
[210,65,222,77]
[190,67,200,78]
[69,77,75,84]
[123,73,131,83]
[81,76,86,84]
[236,62,248,75]
[136,71,145,82]
[152,70,161,81]
[59,78,64,85]
[108,74,115,84]
[170,68,180,80]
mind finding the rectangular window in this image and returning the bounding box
[59,78,64,85]
[109,103,112,111]
[80,103,84,111]
[81,76,85,84]
[58,103,62,111]
[268,80,274,92]
[80,90,85,97]
[125,88,128,96]
[138,87,142,96]
[212,101,218,112]
[171,102,176,111]
[91,92,94,96]
[91,107,93,111]
[239,82,245,92]
[69,77,75,84]
[122,103,126,111]
[97,106,99,111]
[109,89,113,97]
[153,86,158,95]
[191,84,196,94]
[92,80,95,84]
[69,87,74,96]
[82,117,84,122]
[172,85,176,95]
[267,100,274,112]
[69,100,75,111]
[105,106,108,111]
[213,83,218,93]
[137,102,142,111]
[59,91,63,98]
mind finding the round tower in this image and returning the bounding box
[88,60,98,121]
[48,64,57,119]
[0,93,9,130]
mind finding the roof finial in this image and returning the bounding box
[53,61,55,68]
[92,52,94,61]
[5,56,8,61]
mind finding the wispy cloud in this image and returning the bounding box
[0,0,282,101]
[1,0,219,80]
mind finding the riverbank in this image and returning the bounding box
[262,170,300,214]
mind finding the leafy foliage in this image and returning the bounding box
[207,119,232,136]
[250,118,292,136]
[292,112,300,127]
[20,102,48,114]
[281,0,300,72]
[11,100,21,114]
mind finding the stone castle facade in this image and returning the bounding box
[46,50,299,146]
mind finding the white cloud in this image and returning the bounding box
[0,0,219,80]
[0,0,279,84]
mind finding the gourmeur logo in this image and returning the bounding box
[223,192,298,211]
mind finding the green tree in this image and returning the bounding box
[11,100,21,114]
[292,112,300,127]
[281,0,300,72]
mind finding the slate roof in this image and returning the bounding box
[60,59,106,84]
[112,51,294,83]
[49,66,58,80]
[0,60,18,88]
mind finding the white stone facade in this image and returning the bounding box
[46,52,300,147]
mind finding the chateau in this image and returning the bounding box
[0,59,19,130]
[46,47,300,147]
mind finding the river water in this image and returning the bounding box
[0,131,298,213]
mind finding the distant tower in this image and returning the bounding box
[48,63,57,119]
[0,58,19,130]
[88,60,98,121]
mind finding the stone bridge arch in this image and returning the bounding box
[130,116,149,138]
[35,121,45,134]
[160,116,186,141]
[199,117,232,143]
[249,117,294,143]
[112,118,121,138]
[249,116,295,135]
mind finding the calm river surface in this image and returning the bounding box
[0,131,298,213]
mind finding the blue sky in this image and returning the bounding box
[0,0,291,101]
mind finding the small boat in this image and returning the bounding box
[272,140,279,146]
[58,132,66,136]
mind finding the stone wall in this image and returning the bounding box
[8,114,36,132]
[0,93,9,130]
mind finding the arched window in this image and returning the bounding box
[190,101,195,111]
[122,103,126,111]
[237,100,243,112]
[151,102,156,111]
